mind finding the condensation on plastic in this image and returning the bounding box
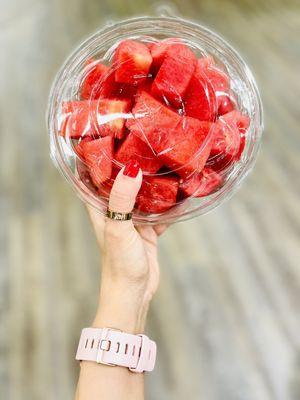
[47,16,263,224]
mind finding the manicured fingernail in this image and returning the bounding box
[123,159,140,178]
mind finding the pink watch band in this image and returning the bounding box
[76,327,156,373]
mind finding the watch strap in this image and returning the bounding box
[75,327,156,373]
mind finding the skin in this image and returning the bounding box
[75,167,167,400]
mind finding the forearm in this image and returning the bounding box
[75,277,150,400]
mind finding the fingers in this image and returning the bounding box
[108,160,142,215]
[106,160,142,241]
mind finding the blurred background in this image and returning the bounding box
[1,0,300,399]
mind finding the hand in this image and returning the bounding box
[87,160,167,334]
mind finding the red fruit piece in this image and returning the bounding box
[81,63,136,100]
[157,119,214,178]
[115,133,163,174]
[179,167,222,198]
[208,110,250,170]
[217,94,235,116]
[136,176,179,214]
[75,136,94,160]
[126,91,214,177]
[113,82,137,100]
[126,91,181,144]
[197,56,230,93]
[81,136,114,187]
[208,122,240,171]
[80,59,110,100]
[137,78,153,94]
[184,62,217,122]
[61,99,131,139]
[203,66,230,93]
[234,111,251,133]
[113,40,152,84]
[151,44,197,108]
[95,99,131,138]
[234,111,250,159]
[148,38,180,72]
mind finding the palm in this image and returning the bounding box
[136,226,161,299]
[88,206,165,299]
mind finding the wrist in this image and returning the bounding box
[92,278,150,334]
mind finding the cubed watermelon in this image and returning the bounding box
[126,91,213,177]
[148,38,180,72]
[115,133,163,174]
[203,66,230,93]
[208,111,244,170]
[156,118,214,178]
[61,99,131,139]
[233,111,251,159]
[136,78,153,94]
[126,91,181,145]
[217,94,235,116]
[184,62,217,121]
[136,176,179,214]
[113,40,152,84]
[80,59,110,100]
[179,167,222,198]
[196,56,230,93]
[151,44,197,107]
[80,62,137,101]
[75,136,94,160]
[81,136,113,187]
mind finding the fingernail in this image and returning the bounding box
[123,159,140,178]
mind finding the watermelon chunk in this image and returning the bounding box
[196,56,230,93]
[184,61,217,121]
[113,40,152,84]
[61,99,131,139]
[234,111,250,159]
[156,119,214,178]
[203,66,230,93]
[80,59,110,100]
[136,78,153,94]
[217,94,235,116]
[81,136,113,187]
[179,167,222,198]
[148,38,180,72]
[151,44,197,107]
[126,91,213,177]
[136,176,179,214]
[126,91,181,144]
[115,133,163,174]
[75,136,94,160]
[80,61,138,101]
[208,111,248,170]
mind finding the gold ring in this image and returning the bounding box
[106,209,132,221]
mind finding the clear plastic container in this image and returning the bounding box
[47,16,263,224]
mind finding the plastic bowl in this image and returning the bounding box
[47,16,263,224]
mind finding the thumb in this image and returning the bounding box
[108,159,142,218]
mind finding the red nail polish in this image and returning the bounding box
[123,159,140,178]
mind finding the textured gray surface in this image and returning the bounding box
[1,0,300,399]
